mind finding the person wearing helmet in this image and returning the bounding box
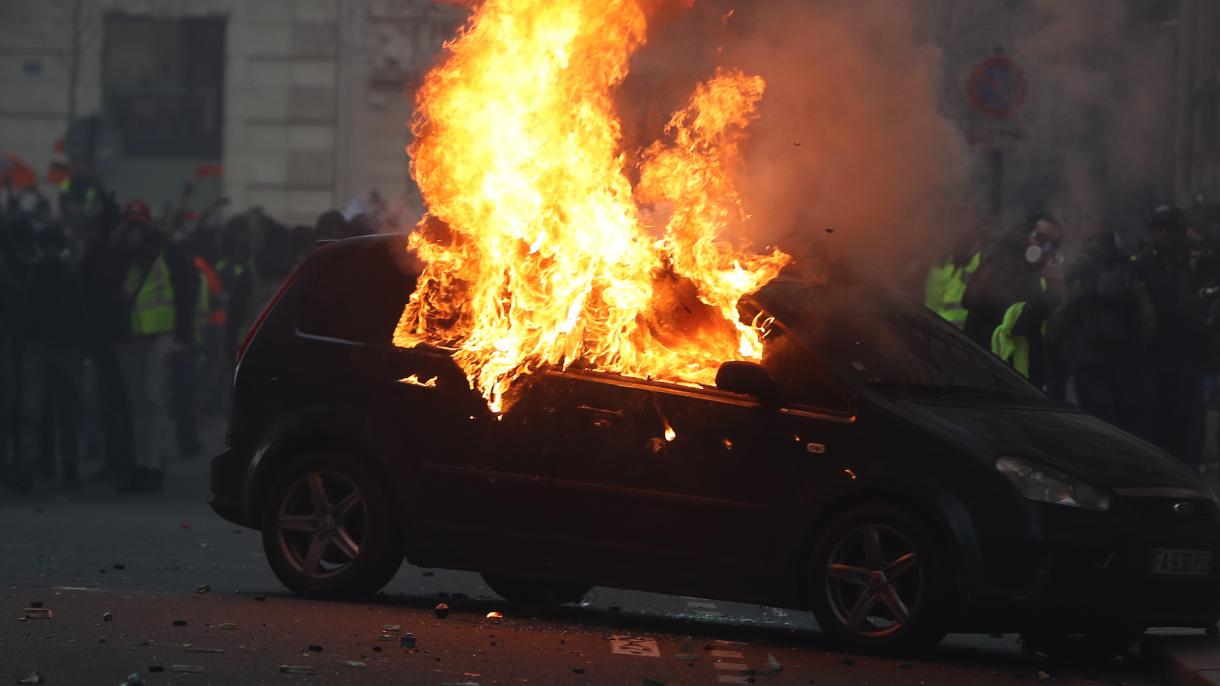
[112,200,198,493]
[1132,205,1206,466]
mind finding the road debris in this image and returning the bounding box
[572,667,586,674]
[307,644,323,653]
[16,671,42,685]
[103,612,114,622]
[675,635,697,661]
[147,666,165,673]
[344,661,367,668]
[216,622,238,630]
[1037,671,1051,681]
[23,608,53,619]
[767,653,782,673]
[120,673,144,686]
[195,584,210,594]
[182,644,224,653]
[400,633,416,649]
[172,619,187,626]
[169,665,204,674]
[378,633,395,641]
[279,665,317,675]
[28,601,43,608]
[485,611,503,623]
[383,624,401,632]
[435,602,450,619]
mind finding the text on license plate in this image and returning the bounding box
[1149,548,1213,576]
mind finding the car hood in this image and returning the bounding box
[892,396,1203,491]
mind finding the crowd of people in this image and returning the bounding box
[0,173,384,493]
[3,167,1219,493]
[925,198,1220,470]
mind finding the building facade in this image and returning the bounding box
[1175,0,1220,206]
[0,0,463,225]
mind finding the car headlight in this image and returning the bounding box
[995,456,1111,512]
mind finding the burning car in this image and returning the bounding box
[211,234,1220,653]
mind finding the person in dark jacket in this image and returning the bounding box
[113,201,198,493]
[0,216,35,491]
[1133,205,1206,465]
[962,213,1063,387]
[23,224,86,486]
[1052,231,1155,433]
[77,194,134,482]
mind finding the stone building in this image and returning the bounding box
[1175,0,1220,206]
[0,0,464,225]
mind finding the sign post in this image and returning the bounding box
[967,53,1028,217]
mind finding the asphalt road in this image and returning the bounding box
[0,437,1178,686]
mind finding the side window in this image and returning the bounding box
[297,246,417,346]
[761,328,850,413]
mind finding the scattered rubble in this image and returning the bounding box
[343,661,367,668]
[195,584,210,594]
[279,665,317,675]
[172,620,187,627]
[435,603,451,619]
[103,612,114,622]
[766,653,782,674]
[383,624,401,632]
[400,633,416,649]
[1037,671,1051,681]
[182,644,224,653]
[119,673,144,686]
[307,644,323,653]
[16,671,42,685]
[168,665,204,674]
[24,608,53,620]
[217,622,238,630]
[147,666,165,674]
[28,602,42,608]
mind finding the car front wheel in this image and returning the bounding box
[261,451,403,598]
[809,503,953,653]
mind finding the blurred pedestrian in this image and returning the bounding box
[78,193,134,482]
[963,213,1063,387]
[23,224,85,487]
[0,215,34,491]
[1132,205,1207,466]
[1051,231,1154,432]
[924,221,983,329]
[113,201,198,493]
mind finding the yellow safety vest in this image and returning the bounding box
[991,301,1030,377]
[924,253,980,328]
[127,254,175,336]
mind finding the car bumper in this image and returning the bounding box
[967,504,1220,631]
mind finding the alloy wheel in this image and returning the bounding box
[824,523,925,638]
[274,471,368,580]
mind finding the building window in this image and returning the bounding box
[102,14,225,159]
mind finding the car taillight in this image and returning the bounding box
[236,268,300,364]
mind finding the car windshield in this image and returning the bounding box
[755,281,1038,397]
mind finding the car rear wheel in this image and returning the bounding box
[261,451,403,598]
[809,503,953,653]
[481,573,591,606]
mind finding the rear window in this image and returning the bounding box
[296,244,418,346]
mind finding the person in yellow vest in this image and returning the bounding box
[963,213,1064,387]
[924,223,984,329]
[113,201,198,493]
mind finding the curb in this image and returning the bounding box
[1145,634,1220,686]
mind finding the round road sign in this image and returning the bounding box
[967,56,1028,118]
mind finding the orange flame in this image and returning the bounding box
[395,0,789,412]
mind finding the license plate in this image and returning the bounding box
[1149,548,1213,576]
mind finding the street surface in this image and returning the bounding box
[0,432,1178,685]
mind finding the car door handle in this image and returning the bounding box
[575,405,622,428]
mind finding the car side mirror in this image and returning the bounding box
[716,361,779,405]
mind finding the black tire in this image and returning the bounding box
[808,503,954,654]
[261,450,403,598]
[481,573,591,606]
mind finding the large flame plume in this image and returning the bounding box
[394,0,789,412]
